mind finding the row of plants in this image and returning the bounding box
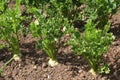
[0,0,119,75]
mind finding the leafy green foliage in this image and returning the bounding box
[0,0,23,58]
[68,17,115,73]
[0,0,8,14]
[82,0,120,16]
[30,6,74,61]
[31,1,77,60]
[81,0,120,29]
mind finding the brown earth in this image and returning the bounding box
[0,12,120,80]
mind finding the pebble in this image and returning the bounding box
[79,69,83,73]
[42,63,48,68]
[33,65,37,69]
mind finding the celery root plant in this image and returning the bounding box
[68,17,115,75]
[30,5,74,66]
[0,0,23,61]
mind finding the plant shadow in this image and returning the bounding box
[20,41,48,66]
[57,46,90,73]
[110,23,120,39]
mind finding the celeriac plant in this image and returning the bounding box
[68,16,115,75]
[81,0,120,29]
[0,0,23,61]
[30,5,74,66]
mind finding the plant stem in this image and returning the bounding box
[83,53,98,75]
[0,55,15,73]
[13,32,21,61]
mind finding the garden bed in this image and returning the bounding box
[0,13,120,80]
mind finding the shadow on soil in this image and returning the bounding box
[20,41,48,66]
[110,24,120,39]
[57,52,90,72]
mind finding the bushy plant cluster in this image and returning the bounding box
[0,0,119,75]
[0,0,23,61]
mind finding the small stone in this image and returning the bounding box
[43,74,47,78]
[79,69,83,73]
[18,63,21,67]
[31,61,35,64]
[42,63,48,68]
[101,76,108,80]
[47,75,50,79]
[33,65,37,69]
[113,65,117,68]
